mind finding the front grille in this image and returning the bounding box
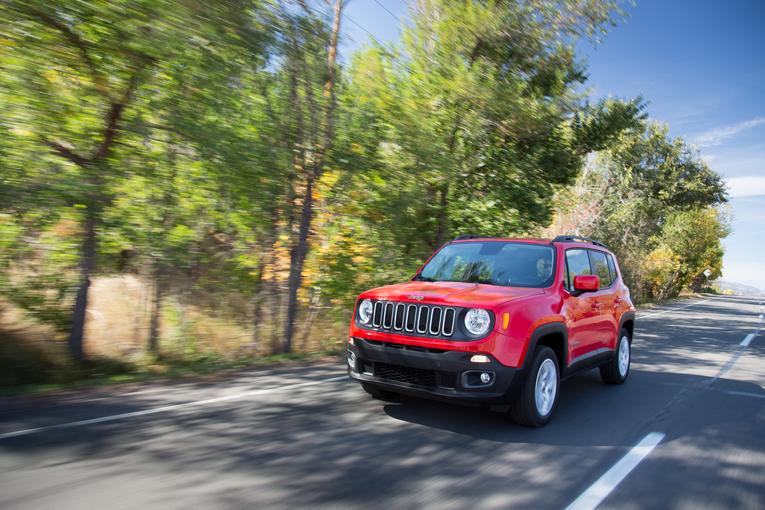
[373,362,437,387]
[370,301,456,338]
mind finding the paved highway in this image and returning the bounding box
[1,295,763,509]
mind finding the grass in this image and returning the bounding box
[0,289,348,398]
[634,291,711,310]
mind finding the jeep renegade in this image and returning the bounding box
[347,235,636,427]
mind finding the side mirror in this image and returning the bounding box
[573,275,600,293]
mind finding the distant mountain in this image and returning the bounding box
[714,280,765,297]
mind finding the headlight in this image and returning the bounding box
[464,308,491,336]
[358,299,373,324]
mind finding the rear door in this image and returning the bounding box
[587,249,619,349]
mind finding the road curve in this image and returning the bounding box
[1,295,763,509]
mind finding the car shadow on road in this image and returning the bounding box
[380,369,765,446]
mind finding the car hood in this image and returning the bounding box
[361,281,545,308]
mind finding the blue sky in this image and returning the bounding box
[339,0,765,289]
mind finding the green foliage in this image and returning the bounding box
[556,121,729,302]
[314,0,643,303]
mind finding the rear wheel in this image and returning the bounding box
[600,328,631,384]
[361,382,395,400]
[511,346,560,427]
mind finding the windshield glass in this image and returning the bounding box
[417,242,555,288]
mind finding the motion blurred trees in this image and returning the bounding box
[0,0,728,369]
[1,0,274,357]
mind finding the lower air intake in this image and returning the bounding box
[373,362,437,387]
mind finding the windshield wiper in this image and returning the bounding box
[466,276,500,286]
[413,275,437,282]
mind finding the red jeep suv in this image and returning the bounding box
[347,235,635,427]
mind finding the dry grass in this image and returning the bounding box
[1,276,348,392]
[84,275,153,357]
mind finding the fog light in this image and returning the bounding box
[480,372,491,384]
[470,354,491,363]
[347,351,356,369]
[348,337,355,346]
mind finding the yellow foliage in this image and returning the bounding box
[42,68,60,83]
[643,246,681,296]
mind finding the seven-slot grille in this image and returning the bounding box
[370,301,456,337]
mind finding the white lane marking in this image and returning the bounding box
[741,333,755,347]
[565,432,666,510]
[0,375,348,441]
[727,391,765,400]
[639,298,713,318]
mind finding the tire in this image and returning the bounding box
[361,382,395,400]
[600,328,631,385]
[511,346,560,427]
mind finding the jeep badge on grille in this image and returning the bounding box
[407,295,424,301]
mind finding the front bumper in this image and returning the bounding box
[347,338,521,404]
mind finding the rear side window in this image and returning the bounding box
[588,250,612,288]
[565,249,591,289]
[606,254,618,283]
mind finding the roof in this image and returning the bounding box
[450,236,553,245]
[450,235,610,250]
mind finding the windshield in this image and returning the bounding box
[417,242,555,288]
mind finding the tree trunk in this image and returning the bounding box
[252,210,279,349]
[690,274,705,293]
[270,282,283,354]
[148,266,163,354]
[250,257,266,349]
[148,136,178,355]
[300,287,321,351]
[284,177,314,353]
[68,208,96,361]
[433,183,450,248]
[282,0,343,353]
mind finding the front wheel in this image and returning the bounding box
[600,329,631,384]
[511,346,560,427]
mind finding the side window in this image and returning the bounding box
[588,250,612,288]
[606,254,618,283]
[565,249,591,289]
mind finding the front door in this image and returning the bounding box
[563,249,602,363]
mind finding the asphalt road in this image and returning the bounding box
[1,295,763,510]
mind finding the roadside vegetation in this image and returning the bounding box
[0,0,728,389]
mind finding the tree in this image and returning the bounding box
[280,0,344,353]
[548,121,729,301]
[1,1,166,359]
[0,0,272,359]
[306,0,643,306]
[656,207,730,294]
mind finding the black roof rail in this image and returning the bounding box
[453,234,486,241]
[551,235,609,249]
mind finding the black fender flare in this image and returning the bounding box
[618,311,636,341]
[523,321,569,371]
